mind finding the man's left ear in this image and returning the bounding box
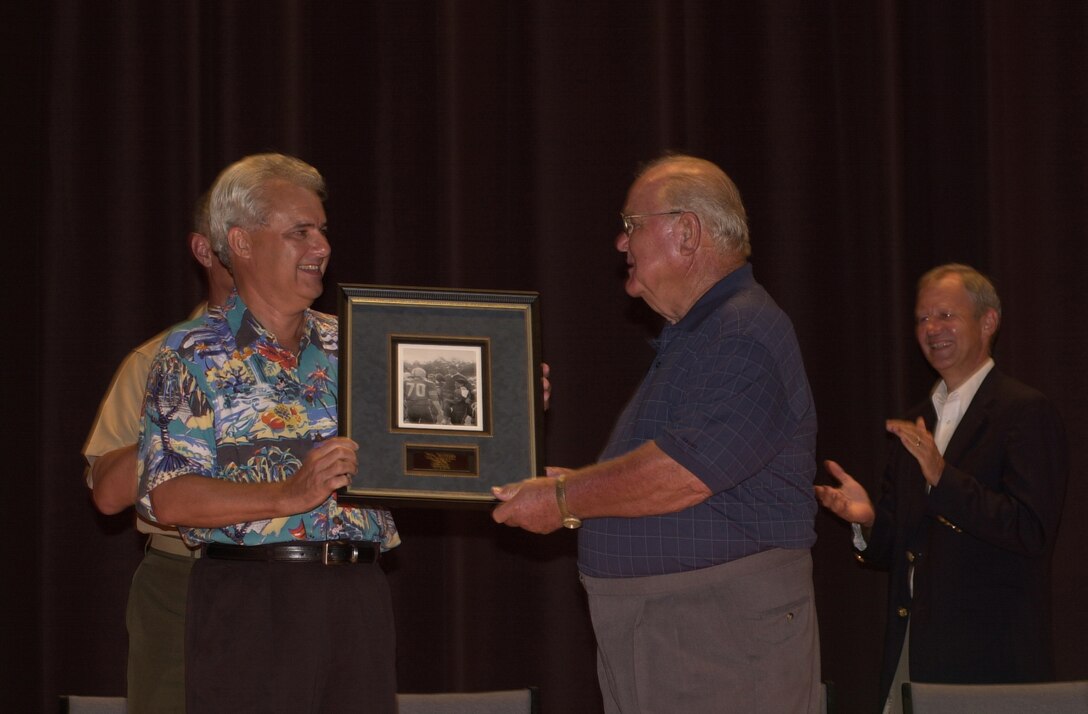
[190,233,215,268]
[676,211,701,256]
[982,309,1000,336]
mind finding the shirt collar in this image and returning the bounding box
[931,357,995,414]
[222,289,318,352]
[671,262,754,333]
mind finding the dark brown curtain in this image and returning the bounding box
[8,1,1087,712]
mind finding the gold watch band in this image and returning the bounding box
[555,474,582,529]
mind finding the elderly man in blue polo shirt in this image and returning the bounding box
[494,154,822,713]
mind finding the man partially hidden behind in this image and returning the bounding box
[493,154,822,712]
[816,264,1068,713]
[83,193,233,713]
[136,153,399,712]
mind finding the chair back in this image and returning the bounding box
[902,680,1088,714]
[59,696,127,714]
[396,687,539,714]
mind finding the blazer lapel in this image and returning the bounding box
[941,369,1000,465]
[902,401,938,534]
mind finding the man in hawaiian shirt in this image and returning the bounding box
[137,153,399,712]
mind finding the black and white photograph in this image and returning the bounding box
[395,340,486,432]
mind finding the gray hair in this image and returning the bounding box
[208,153,326,267]
[638,154,751,258]
[917,263,1002,319]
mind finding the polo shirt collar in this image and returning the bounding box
[672,262,754,332]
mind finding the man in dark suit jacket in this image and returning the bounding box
[816,263,1068,713]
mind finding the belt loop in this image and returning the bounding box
[322,541,333,566]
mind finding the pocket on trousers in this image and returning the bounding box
[743,595,812,646]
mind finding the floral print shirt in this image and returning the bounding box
[136,291,399,549]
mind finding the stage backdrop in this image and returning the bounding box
[7,2,1086,712]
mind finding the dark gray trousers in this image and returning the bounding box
[185,555,396,713]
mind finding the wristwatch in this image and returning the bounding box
[555,474,582,529]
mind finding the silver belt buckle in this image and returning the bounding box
[322,541,360,565]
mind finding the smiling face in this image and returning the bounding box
[231,180,330,316]
[914,273,999,391]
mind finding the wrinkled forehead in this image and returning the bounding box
[262,181,326,223]
[625,171,670,210]
[915,275,974,314]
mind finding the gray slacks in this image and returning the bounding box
[582,548,821,714]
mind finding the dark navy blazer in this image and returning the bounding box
[859,369,1068,706]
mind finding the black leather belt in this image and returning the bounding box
[203,540,380,565]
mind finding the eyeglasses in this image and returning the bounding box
[620,210,684,237]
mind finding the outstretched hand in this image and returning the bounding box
[814,460,875,528]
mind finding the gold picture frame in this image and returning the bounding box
[337,284,543,506]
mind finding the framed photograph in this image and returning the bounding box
[337,285,543,506]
